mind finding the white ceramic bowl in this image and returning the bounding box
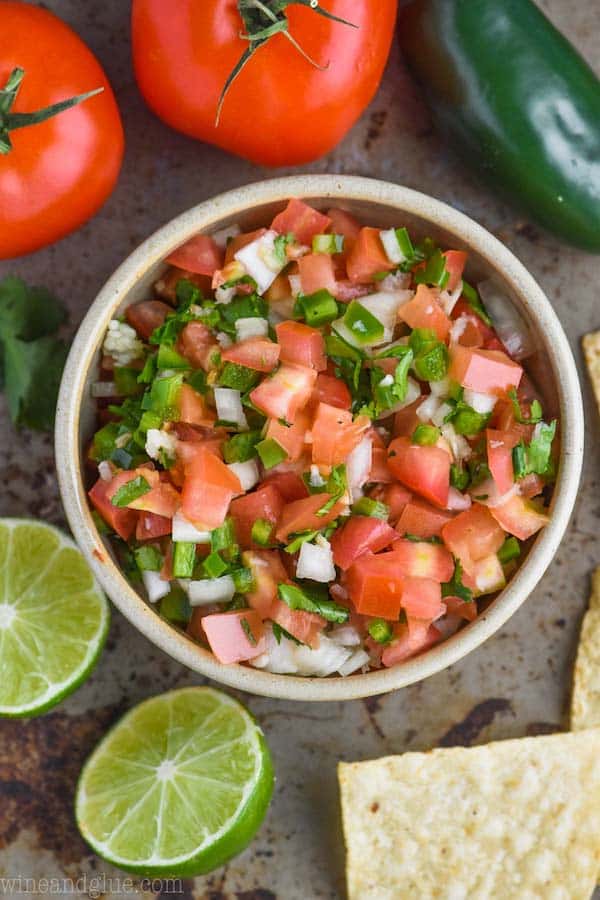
[56,175,584,701]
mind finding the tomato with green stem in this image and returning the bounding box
[131,0,397,166]
[0,2,124,259]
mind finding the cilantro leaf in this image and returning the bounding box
[442,560,473,604]
[0,276,67,342]
[3,335,68,431]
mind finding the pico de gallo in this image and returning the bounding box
[88,199,558,676]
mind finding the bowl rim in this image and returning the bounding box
[55,174,584,701]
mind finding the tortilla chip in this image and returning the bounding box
[339,729,600,900]
[571,568,600,731]
[583,331,600,414]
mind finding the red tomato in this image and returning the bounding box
[224,228,266,264]
[132,1,396,167]
[270,599,325,648]
[298,253,337,296]
[245,550,288,617]
[311,402,370,468]
[330,516,397,570]
[488,495,549,541]
[178,384,215,428]
[0,3,124,259]
[88,476,138,540]
[519,473,544,499]
[387,437,450,508]
[166,234,223,275]
[346,552,404,620]
[490,399,535,442]
[262,470,309,503]
[128,481,180,518]
[370,445,394,483]
[125,301,172,340]
[230,483,284,549]
[400,576,444,620]
[449,346,523,396]
[314,374,352,411]
[451,299,496,345]
[486,428,519,494]
[266,410,311,463]
[398,285,451,341]
[276,322,327,371]
[136,512,172,541]
[381,621,440,666]
[396,498,454,539]
[443,250,468,292]
[326,207,361,256]
[441,504,505,574]
[177,321,219,371]
[202,610,265,664]
[272,199,331,244]
[346,227,395,283]
[275,494,345,543]
[181,446,241,529]
[388,539,455,583]
[221,338,281,373]
[370,482,413,523]
[250,363,317,423]
[444,596,478,622]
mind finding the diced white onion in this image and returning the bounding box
[463,388,497,414]
[185,575,236,606]
[211,223,241,249]
[227,459,259,492]
[446,487,472,511]
[379,228,405,264]
[234,229,284,294]
[432,401,453,428]
[288,274,302,297]
[448,315,470,345]
[91,381,118,398]
[417,393,442,423]
[98,461,113,482]
[477,280,535,360]
[145,428,178,462]
[439,280,464,316]
[267,296,296,325]
[296,539,336,583]
[235,316,269,341]
[214,387,248,430]
[376,377,421,420]
[358,291,408,344]
[378,374,394,388]
[171,511,211,543]
[338,648,371,677]
[329,625,362,647]
[309,465,326,488]
[441,423,472,463]
[346,436,372,502]
[474,554,506,593]
[142,570,171,604]
[379,272,412,293]
[473,479,520,509]
[215,285,236,304]
[216,331,233,349]
[294,635,352,676]
[430,376,451,398]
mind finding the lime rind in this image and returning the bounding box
[75,687,274,876]
[0,518,110,717]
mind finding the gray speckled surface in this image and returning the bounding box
[0,1,599,898]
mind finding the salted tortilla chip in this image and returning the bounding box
[583,331,600,414]
[571,568,600,731]
[339,729,600,900]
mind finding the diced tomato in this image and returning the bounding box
[488,494,549,541]
[330,516,397,570]
[88,476,138,540]
[443,250,468,292]
[230,483,284,549]
[271,199,331,245]
[370,445,393,483]
[270,599,325,649]
[135,512,172,541]
[166,234,223,276]
[370,482,412,523]
[314,373,351,410]
[156,266,212,303]
[297,253,337,296]
[276,321,327,371]
[128,481,180,518]
[224,228,267,264]
[266,409,310,463]
[202,610,266,664]
[177,321,219,371]
[265,271,294,303]
[244,550,287,617]
[441,504,505,574]
[393,400,423,438]
[487,428,519,494]
[381,622,441,666]
[221,338,280,373]
[490,399,535,442]
[178,383,215,427]
[346,552,404,620]
[311,402,370,468]
[250,363,317,423]
[275,493,345,542]
[262,470,309,502]
[125,300,172,341]
[346,227,395,283]
[449,346,523,396]
[181,446,241,529]
[396,498,454,539]
[398,285,451,341]
[519,473,544,499]
[387,437,450,508]
[388,539,455,582]
[326,207,361,255]
[400,576,444,620]
[444,596,478,621]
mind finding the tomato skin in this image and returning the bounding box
[346,227,395,283]
[230,483,284,549]
[136,512,172,541]
[387,437,451,508]
[298,253,337,296]
[314,374,352,411]
[126,301,172,340]
[311,402,370,468]
[0,2,124,259]
[272,200,331,244]
[486,428,519,494]
[326,208,361,256]
[488,494,549,541]
[441,504,505,574]
[177,322,219,371]
[89,476,138,540]
[346,552,404,620]
[381,621,440,666]
[396,498,454,539]
[449,346,523,396]
[166,235,223,275]
[262,470,309,502]
[276,322,327,372]
[131,0,396,167]
[181,446,241,529]
[330,516,397,570]
[270,599,325,648]
[250,363,317,423]
[221,338,280,373]
[245,549,288,617]
[398,285,452,341]
[129,481,180,518]
[275,494,345,542]
[400,576,444,620]
[443,251,468,292]
[179,384,215,428]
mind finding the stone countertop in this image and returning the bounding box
[1,2,599,898]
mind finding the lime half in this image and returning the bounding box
[0,518,109,717]
[75,687,274,876]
